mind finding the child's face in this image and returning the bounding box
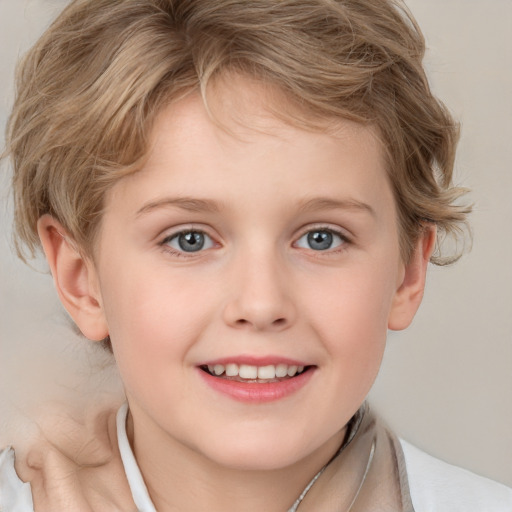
[83,81,420,471]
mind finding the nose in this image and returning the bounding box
[222,249,297,332]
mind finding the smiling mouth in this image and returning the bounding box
[200,363,311,383]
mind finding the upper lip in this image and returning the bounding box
[198,355,311,367]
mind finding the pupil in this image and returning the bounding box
[308,231,332,250]
[178,232,204,252]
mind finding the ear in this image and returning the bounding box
[388,225,436,331]
[37,214,108,341]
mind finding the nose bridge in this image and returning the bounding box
[223,241,296,331]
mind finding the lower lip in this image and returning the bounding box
[197,368,315,403]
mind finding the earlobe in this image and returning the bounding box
[388,225,436,331]
[37,214,108,341]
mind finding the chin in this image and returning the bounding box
[198,435,310,472]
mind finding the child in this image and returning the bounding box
[1,0,511,510]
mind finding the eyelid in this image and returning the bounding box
[159,223,216,241]
[293,224,352,243]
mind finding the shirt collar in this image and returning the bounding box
[117,403,157,512]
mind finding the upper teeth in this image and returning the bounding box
[207,364,305,379]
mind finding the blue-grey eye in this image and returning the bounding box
[166,231,214,252]
[296,229,344,251]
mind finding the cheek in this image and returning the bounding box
[306,262,396,329]
[301,262,397,373]
[99,264,218,358]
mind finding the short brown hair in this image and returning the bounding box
[5,0,470,264]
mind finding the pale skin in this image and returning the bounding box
[38,79,435,511]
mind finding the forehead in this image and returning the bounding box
[149,77,383,172]
[103,78,394,227]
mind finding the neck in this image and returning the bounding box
[127,411,345,512]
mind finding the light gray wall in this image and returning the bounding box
[369,0,512,487]
[0,0,510,487]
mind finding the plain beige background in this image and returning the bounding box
[0,0,511,488]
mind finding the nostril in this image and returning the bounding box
[233,317,287,329]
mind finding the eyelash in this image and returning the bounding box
[159,226,352,258]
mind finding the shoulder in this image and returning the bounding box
[400,439,512,512]
[0,446,34,511]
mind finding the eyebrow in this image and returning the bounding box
[297,197,376,217]
[136,197,222,217]
[135,195,375,218]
